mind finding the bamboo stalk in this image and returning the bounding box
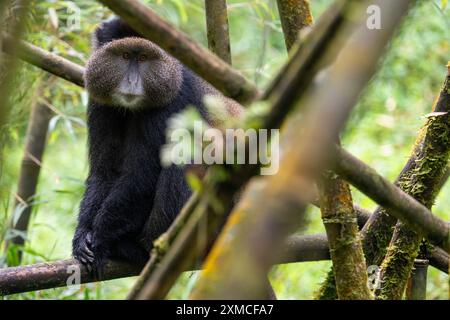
[0,1,29,129]
[405,259,429,300]
[262,0,347,130]
[7,91,52,260]
[276,0,313,51]
[205,0,232,64]
[318,170,371,299]
[429,246,449,274]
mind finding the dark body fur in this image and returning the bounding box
[73,18,229,271]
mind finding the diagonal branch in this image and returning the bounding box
[333,147,450,253]
[95,0,258,103]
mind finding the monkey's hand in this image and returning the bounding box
[86,232,112,280]
[72,230,95,271]
[73,230,110,279]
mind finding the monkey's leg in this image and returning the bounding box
[141,165,192,251]
[88,168,158,277]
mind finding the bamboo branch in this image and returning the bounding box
[0,234,342,296]
[2,34,85,87]
[96,0,258,103]
[274,0,324,300]
[428,246,449,274]
[0,259,142,296]
[276,0,313,51]
[190,0,413,300]
[205,0,232,64]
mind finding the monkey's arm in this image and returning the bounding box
[73,103,125,265]
[72,176,113,264]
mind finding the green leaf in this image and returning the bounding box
[186,172,203,192]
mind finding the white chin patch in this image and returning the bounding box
[113,93,143,109]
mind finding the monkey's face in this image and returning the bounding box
[84,37,183,110]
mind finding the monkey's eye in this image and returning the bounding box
[122,52,131,60]
[138,54,147,62]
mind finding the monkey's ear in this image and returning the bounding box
[92,16,142,50]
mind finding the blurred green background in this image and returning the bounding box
[0,0,449,299]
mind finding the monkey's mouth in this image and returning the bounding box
[113,92,144,109]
